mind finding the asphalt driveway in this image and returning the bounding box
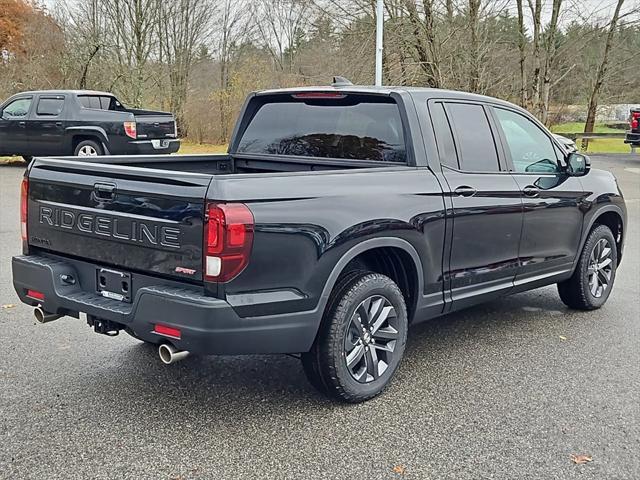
[1,154,638,479]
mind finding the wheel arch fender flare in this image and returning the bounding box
[575,204,626,268]
[66,126,109,147]
[315,237,425,319]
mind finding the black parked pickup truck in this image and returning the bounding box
[12,85,627,403]
[0,90,180,160]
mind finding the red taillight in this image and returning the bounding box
[204,203,254,283]
[124,121,137,139]
[154,324,181,339]
[27,289,44,301]
[20,178,28,241]
[631,112,640,130]
[291,92,347,99]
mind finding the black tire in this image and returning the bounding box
[74,139,103,157]
[302,272,408,403]
[558,224,618,310]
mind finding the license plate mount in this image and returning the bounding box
[152,139,169,149]
[97,268,132,303]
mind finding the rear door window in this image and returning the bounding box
[444,102,500,172]
[238,95,407,163]
[36,97,64,116]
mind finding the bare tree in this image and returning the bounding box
[101,0,160,107]
[539,0,563,125]
[403,0,441,87]
[157,0,214,134]
[215,0,251,141]
[583,0,625,148]
[468,0,481,92]
[516,0,527,107]
[252,0,310,72]
[528,0,542,112]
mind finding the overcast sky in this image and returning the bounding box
[42,0,638,30]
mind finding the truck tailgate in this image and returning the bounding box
[26,159,210,282]
[131,111,176,139]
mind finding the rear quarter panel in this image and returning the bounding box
[216,167,446,318]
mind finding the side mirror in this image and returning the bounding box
[566,152,591,176]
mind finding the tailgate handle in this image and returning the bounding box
[94,183,116,200]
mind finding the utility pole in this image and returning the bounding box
[375,0,384,86]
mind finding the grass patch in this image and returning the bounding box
[0,155,26,165]
[551,122,633,154]
[178,142,227,154]
[550,122,622,134]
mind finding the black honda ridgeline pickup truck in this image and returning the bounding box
[0,90,180,160]
[12,85,626,403]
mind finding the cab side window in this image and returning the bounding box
[2,98,32,118]
[430,102,459,169]
[494,107,559,174]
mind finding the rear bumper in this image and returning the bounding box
[12,254,318,355]
[112,139,181,155]
[624,132,640,145]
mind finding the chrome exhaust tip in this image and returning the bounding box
[158,343,189,365]
[34,307,62,324]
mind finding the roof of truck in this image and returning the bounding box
[256,85,518,108]
[10,89,114,97]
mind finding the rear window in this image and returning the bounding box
[237,95,406,163]
[36,97,64,116]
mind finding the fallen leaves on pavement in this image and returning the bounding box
[393,465,407,475]
[1,304,16,309]
[571,454,593,465]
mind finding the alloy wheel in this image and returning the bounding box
[587,238,613,298]
[78,145,98,156]
[344,295,399,383]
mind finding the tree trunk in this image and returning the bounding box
[583,0,625,150]
[403,0,440,88]
[529,0,542,115]
[516,0,527,107]
[540,0,562,125]
[468,0,481,93]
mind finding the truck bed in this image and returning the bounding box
[25,154,410,284]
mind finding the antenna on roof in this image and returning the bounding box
[331,76,353,87]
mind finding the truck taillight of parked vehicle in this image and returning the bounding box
[124,121,137,139]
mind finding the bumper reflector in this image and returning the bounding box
[27,289,44,301]
[154,324,181,339]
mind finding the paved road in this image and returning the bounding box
[1,155,638,480]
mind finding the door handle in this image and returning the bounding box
[55,122,63,126]
[523,185,540,197]
[18,121,26,127]
[453,185,477,197]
